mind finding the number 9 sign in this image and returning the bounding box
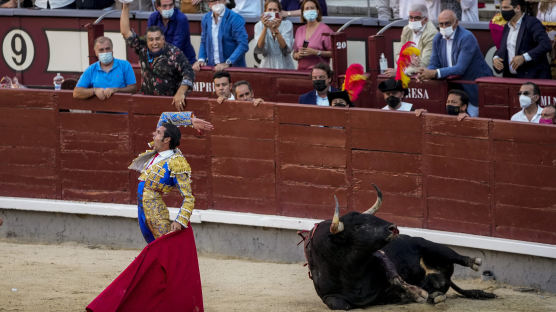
[2,29,35,71]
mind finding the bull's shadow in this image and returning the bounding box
[300,185,495,310]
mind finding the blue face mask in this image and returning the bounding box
[98,52,113,65]
[161,8,174,19]
[303,9,318,22]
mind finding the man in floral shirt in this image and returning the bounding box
[120,2,194,111]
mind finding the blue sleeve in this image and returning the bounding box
[427,35,442,70]
[227,14,249,64]
[147,13,156,27]
[198,14,208,61]
[76,65,94,88]
[177,13,197,65]
[319,0,328,16]
[122,60,137,85]
[438,32,478,77]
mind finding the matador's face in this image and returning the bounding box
[152,126,170,152]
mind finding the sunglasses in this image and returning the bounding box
[517,91,531,96]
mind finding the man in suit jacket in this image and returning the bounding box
[299,63,338,106]
[400,3,438,69]
[192,0,249,72]
[493,0,552,79]
[418,10,492,117]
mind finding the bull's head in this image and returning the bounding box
[330,184,383,234]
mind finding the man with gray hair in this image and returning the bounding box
[398,0,440,22]
[400,3,437,68]
[385,3,437,76]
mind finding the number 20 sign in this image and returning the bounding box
[336,41,347,50]
[2,29,35,71]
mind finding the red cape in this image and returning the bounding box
[86,227,203,312]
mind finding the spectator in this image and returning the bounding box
[399,0,440,21]
[232,80,264,106]
[377,0,399,20]
[540,105,556,125]
[120,3,194,111]
[493,0,552,79]
[180,0,209,13]
[538,1,556,25]
[148,0,197,65]
[299,62,338,105]
[34,0,76,9]
[417,10,493,117]
[280,0,327,17]
[75,0,114,9]
[233,0,262,17]
[193,0,249,72]
[254,0,295,69]
[73,36,137,100]
[385,3,437,76]
[415,89,470,121]
[441,0,462,20]
[114,0,153,11]
[292,0,332,71]
[213,70,234,103]
[461,0,479,22]
[378,78,413,111]
[0,0,33,7]
[327,91,351,107]
[511,82,543,123]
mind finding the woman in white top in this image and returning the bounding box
[254,0,295,70]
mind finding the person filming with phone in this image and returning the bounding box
[254,0,295,69]
[292,0,332,70]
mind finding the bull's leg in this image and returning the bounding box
[415,237,482,271]
[323,295,352,310]
[373,250,428,303]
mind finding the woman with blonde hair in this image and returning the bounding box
[254,0,295,69]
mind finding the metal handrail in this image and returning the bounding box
[376,19,407,36]
[93,9,118,25]
[337,16,366,33]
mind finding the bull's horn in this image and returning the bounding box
[362,184,383,215]
[330,194,344,234]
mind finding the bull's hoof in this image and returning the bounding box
[471,257,482,271]
[324,296,351,310]
[433,294,447,304]
[427,292,446,304]
[399,279,428,303]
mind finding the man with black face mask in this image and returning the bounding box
[415,89,470,121]
[299,63,339,105]
[378,78,413,111]
[493,0,552,79]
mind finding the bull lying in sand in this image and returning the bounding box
[302,185,495,310]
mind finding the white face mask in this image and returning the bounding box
[519,95,532,109]
[211,3,225,16]
[439,26,454,39]
[408,20,423,32]
[161,8,174,19]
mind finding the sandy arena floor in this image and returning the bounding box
[0,240,554,312]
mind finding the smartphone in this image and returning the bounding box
[303,41,309,48]
[264,12,279,20]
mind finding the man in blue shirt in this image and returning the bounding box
[148,0,197,65]
[73,36,137,100]
[192,0,249,72]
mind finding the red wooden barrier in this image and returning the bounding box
[1,89,555,245]
[477,77,556,120]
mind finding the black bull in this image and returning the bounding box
[302,185,495,310]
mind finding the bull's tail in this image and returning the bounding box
[450,281,496,299]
